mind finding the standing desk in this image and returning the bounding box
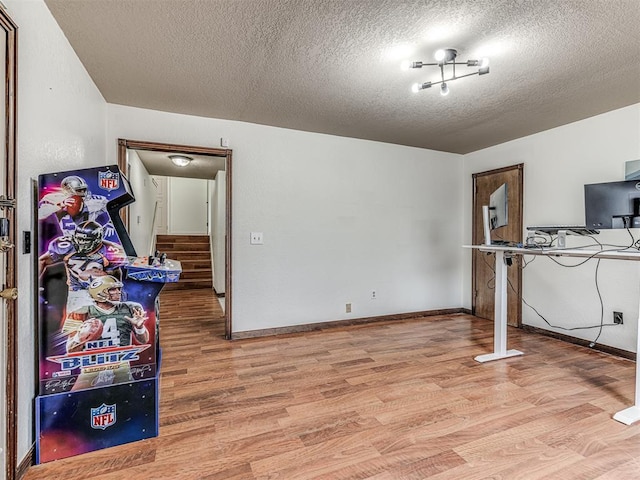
[464,244,640,425]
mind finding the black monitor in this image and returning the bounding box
[483,182,508,245]
[489,183,508,229]
[584,180,640,229]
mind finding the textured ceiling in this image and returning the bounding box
[45,0,640,154]
[135,150,225,180]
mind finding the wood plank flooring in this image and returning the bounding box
[23,289,640,479]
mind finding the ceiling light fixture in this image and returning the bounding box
[404,48,489,96]
[169,154,193,167]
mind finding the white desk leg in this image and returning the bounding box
[613,308,640,425]
[475,250,524,363]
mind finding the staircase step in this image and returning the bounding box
[157,234,209,243]
[164,279,212,290]
[156,235,213,290]
[164,251,211,260]
[178,259,212,270]
[179,270,213,280]
[156,242,210,252]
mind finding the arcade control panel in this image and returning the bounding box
[126,251,182,283]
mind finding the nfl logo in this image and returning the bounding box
[98,170,120,191]
[90,403,117,430]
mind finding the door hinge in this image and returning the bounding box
[0,195,15,209]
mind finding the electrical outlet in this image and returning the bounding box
[345,303,352,313]
[371,290,377,300]
[613,311,623,324]
[250,232,264,245]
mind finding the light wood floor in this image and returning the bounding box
[23,289,640,479]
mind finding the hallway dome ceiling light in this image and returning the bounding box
[403,49,489,96]
[169,154,193,167]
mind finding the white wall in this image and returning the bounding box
[167,177,208,234]
[463,104,640,351]
[106,105,465,334]
[7,0,108,469]
[212,171,226,293]
[127,150,156,255]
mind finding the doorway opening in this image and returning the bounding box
[117,139,232,338]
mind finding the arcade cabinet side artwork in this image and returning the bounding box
[35,165,181,463]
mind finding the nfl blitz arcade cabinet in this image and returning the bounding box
[36,165,182,463]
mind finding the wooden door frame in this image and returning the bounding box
[117,139,233,339]
[1,7,17,480]
[471,164,523,325]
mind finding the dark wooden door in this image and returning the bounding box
[472,164,523,326]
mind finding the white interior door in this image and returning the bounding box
[167,177,208,234]
[153,176,168,235]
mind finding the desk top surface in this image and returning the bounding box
[463,244,640,261]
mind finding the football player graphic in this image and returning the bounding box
[39,221,128,330]
[65,275,150,389]
[38,175,115,238]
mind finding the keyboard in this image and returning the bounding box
[527,225,600,236]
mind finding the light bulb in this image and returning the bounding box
[479,58,490,75]
[412,82,432,92]
[169,155,192,167]
[403,61,423,70]
[434,49,445,62]
[440,83,449,96]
